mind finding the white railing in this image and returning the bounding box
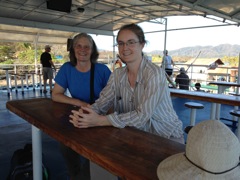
[153,62,239,93]
[0,64,62,90]
[0,62,239,94]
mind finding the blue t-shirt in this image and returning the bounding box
[54,62,111,103]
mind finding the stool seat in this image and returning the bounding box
[230,110,240,117]
[184,102,204,109]
[229,92,240,96]
[185,102,204,126]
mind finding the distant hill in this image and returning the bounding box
[148,44,240,58]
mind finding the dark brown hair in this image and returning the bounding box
[117,23,147,44]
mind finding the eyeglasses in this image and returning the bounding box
[116,40,139,48]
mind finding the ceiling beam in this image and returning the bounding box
[0,17,114,36]
[171,0,240,24]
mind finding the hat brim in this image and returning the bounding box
[157,152,240,180]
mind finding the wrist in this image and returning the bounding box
[72,99,82,107]
[99,115,112,126]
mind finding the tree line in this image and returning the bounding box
[0,42,69,65]
[0,42,238,66]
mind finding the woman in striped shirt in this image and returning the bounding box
[69,23,184,143]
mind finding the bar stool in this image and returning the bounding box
[185,102,204,126]
[229,110,240,139]
[29,72,36,91]
[18,73,25,95]
[229,92,240,96]
[36,73,42,93]
[1,66,14,96]
[225,92,239,132]
[25,73,29,89]
[9,73,18,93]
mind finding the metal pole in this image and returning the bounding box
[162,18,167,70]
[233,54,240,132]
[34,34,39,74]
[238,52,240,85]
[112,35,116,70]
[163,18,167,54]
[32,125,42,180]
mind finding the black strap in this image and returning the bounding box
[90,63,95,104]
[184,154,240,175]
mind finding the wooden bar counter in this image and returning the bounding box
[6,98,185,180]
[209,81,240,94]
[170,88,240,106]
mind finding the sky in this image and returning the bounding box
[91,16,240,54]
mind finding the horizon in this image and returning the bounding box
[92,16,240,54]
[98,43,240,53]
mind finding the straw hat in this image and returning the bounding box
[157,120,240,180]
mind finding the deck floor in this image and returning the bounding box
[0,87,68,180]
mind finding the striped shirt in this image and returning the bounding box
[92,58,183,138]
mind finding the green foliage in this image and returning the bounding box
[15,42,32,51]
[151,55,162,62]
[0,42,70,65]
[221,56,239,66]
[0,59,14,64]
[0,45,15,62]
[16,49,41,64]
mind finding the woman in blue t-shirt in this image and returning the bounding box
[52,34,111,107]
[52,33,111,180]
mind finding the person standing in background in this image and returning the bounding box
[162,50,175,77]
[40,45,56,94]
[112,59,123,71]
[175,67,190,90]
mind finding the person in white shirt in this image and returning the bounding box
[69,23,184,143]
[163,50,175,77]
